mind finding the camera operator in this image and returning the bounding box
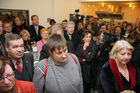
[71,9,85,29]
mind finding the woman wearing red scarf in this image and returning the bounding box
[99,40,140,93]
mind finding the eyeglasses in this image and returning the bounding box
[0,73,15,83]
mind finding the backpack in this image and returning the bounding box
[44,53,77,78]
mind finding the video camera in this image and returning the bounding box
[70,9,85,24]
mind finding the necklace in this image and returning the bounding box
[123,70,129,78]
[118,67,129,78]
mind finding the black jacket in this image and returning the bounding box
[28,25,44,42]
[76,42,97,63]
[92,23,99,36]
[64,31,81,49]
[100,61,140,93]
[12,24,28,34]
[76,42,97,84]
[0,35,7,56]
[131,40,140,68]
[15,53,34,81]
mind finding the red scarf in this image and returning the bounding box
[109,59,136,92]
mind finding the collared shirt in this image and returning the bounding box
[12,59,23,69]
[66,32,72,40]
[5,32,12,34]
[68,34,72,40]
[34,25,39,35]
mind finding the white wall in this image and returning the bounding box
[54,0,79,23]
[121,6,140,23]
[0,0,78,27]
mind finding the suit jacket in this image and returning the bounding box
[28,25,44,42]
[0,35,7,56]
[0,34,5,46]
[15,79,36,93]
[64,31,80,49]
[15,53,34,81]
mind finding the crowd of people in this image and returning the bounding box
[0,14,140,93]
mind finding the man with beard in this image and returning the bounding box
[5,34,34,82]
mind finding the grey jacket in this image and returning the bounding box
[33,53,83,93]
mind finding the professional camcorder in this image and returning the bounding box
[70,9,85,24]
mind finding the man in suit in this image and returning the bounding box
[29,15,44,42]
[5,34,34,81]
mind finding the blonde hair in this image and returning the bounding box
[40,28,50,34]
[20,29,31,40]
[110,40,134,59]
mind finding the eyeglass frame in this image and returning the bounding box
[0,73,15,83]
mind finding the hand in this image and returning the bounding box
[120,90,135,93]
[83,42,89,50]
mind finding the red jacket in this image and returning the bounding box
[15,79,36,93]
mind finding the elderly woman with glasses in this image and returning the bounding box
[99,40,140,93]
[0,56,36,93]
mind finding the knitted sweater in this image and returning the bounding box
[33,53,83,93]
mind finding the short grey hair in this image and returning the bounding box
[50,23,63,34]
[66,21,75,27]
[46,34,67,52]
[5,34,22,47]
